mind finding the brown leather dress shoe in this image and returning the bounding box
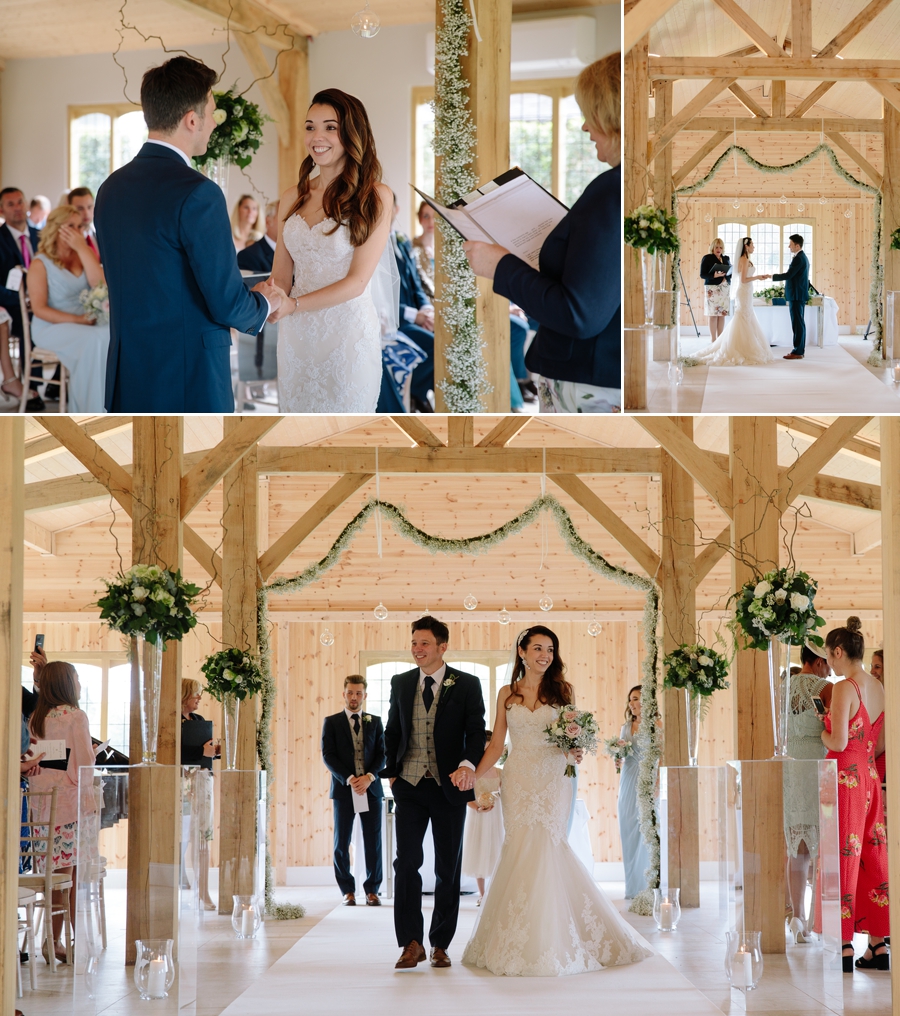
[783,353,804,359]
[395,940,427,968]
[366,893,382,906]
[342,892,356,906]
[430,947,451,968]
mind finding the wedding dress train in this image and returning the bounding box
[693,270,774,367]
[277,214,383,412]
[462,704,652,976]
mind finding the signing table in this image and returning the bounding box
[749,297,839,347]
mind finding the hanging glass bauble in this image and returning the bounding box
[463,593,478,611]
[844,208,852,218]
[351,2,381,36]
[539,595,553,611]
[587,620,603,637]
[498,609,511,625]
[373,602,388,621]
[779,194,787,205]
[320,629,335,647]
[755,202,765,214]
[703,212,712,223]
[819,196,828,204]
[732,199,741,209]
[796,202,805,212]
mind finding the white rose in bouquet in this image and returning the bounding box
[790,592,810,611]
[754,581,772,597]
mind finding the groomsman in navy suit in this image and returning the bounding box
[321,675,386,907]
[95,57,286,412]
[237,201,278,275]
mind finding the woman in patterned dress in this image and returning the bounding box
[27,661,95,963]
[821,618,890,971]
[699,238,731,342]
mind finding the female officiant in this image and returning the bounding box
[700,237,731,342]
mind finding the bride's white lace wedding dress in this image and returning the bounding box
[462,704,652,976]
[693,261,774,367]
[277,214,382,412]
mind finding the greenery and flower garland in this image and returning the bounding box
[663,644,730,697]
[201,648,265,701]
[96,564,200,645]
[624,203,680,255]
[194,89,267,170]
[731,567,826,652]
[255,494,663,915]
[432,0,491,412]
[675,143,884,356]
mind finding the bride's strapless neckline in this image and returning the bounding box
[295,214,335,231]
[508,702,553,715]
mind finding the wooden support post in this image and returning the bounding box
[885,101,900,303]
[741,760,787,953]
[660,418,699,907]
[0,418,24,1016]
[879,415,900,1012]
[277,37,309,199]
[624,33,649,328]
[434,0,512,412]
[126,418,184,964]
[219,419,261,909]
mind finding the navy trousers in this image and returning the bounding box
[332,792,383,896]
[788,300,806,355]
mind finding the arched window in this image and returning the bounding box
[715,218,815,284]
[69,104,147,193]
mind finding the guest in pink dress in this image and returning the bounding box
[27,661,95,963]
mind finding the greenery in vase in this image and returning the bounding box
[753,284,785,301]
[732,567,826,652]
[663,644,730,696]
[624,204,679,255]
[96,565,200,645]
[194,90,267,170]
[201,648,265,701]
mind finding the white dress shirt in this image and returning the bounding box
[264,234,277,252]
[418,664,474,770]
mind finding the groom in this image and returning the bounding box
[772,234,810,360]
[95,56,286,411]
[381,616,485,969]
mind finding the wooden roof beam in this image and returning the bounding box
[777,417,881,462]
[694,524,732,584]
[476,417,532,448]
[664,116,883,132]
[817,0,895,58]
[25,417,132,463]
[789,82,836,118]
[166,0,314,47]
[649,77,737,162]
[389,417,445,447]
[447,417,474,447]
[709,0,784,58]
[728,83,769,118]
[790,0,812,60]
[869,80,900,117]
[851,516,883,556]
[650,57,900,80]
[771,79,787,117]
[825,132,883,189]
[672,131,731,187]
[234,32,291,145]
[776,417,874,513]
[23,518,52,555]
[624,0,684,54]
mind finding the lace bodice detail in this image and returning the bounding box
[283,215,355,295]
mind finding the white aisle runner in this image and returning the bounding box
[219,899,724,1016]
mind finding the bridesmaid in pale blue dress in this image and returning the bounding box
[27,204,109,412]
[618,685,651,899]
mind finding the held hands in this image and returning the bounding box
[462,241,511,281]
[450,768,476,792]
[349,774,372,795]
[415,307,435,332]
[252,279,290,322]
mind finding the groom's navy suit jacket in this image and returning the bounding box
[381,666,485,805]
[321,711,386,802]
[95,142,269,412]
[772,250,810,304]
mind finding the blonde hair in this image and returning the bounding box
[37,205,82,269]
[709,237,726,254]
[182,678,203,705]
[231,194,263,243]
[575,53,620,140]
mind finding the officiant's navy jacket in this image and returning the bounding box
[772,250,810,303]
[95,142,269,412]
[321,711,386,801]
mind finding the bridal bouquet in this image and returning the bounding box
[195,89,267,170]
[732,567,826,652]
[201,647,265,702]
[96,564,200,645]
[602,736,633,768]
[79,283,109,325]
[545,707,599,777]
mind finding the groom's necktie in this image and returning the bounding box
[423,676,435,712]
[352,713,360,735]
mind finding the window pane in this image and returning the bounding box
[107,663,132,755]
[784,223,814,283]
[114,110,148,170]
[561,94,602,208]
[74,663,103,738]
[364,662,408,724]
[71,113,111,194]
[717,222,746,262]
[22,666,34,693]
[749,222,780,277]
[415,102,435,199]
[510,92,552,191]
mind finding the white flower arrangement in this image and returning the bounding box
[663,644,730,698]
[200,648,265,702]
[79,283,109,325]
[95,564,200,646]
[624,203,679,255]
[732,567,826,652]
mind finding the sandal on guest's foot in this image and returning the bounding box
[842,943,855,973]
[0,376,23,399]
[856,942,890,970]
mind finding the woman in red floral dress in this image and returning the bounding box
[822,617,889,972]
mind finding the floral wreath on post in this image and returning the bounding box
[662,644,730,699]
[731,567,826,651]
[193,89,267,170]
[96,564,200,645]
[200,648,265,701]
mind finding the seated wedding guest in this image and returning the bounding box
[321,675,386,906]
[463,53,621,413]
[391,194,435,413]
[27,204,110,413]
[231,194,263,251]
[411,201,435,298]
[0,307,25,402]
[29,195,52,230]
[27,661,95,964]
[237,200,278,274]
[0,185,44,410]
[67,188,99,258]
[700,238,731,342]
[181,678,218,909]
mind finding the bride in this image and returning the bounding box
[462,626,652,977]
[268,88,396,412]
[693,237,774,366]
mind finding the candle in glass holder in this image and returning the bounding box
[241,905,254,937]
[659,901,674,930]
[743,950,754,987]
[147,957,167,996]
[892,362,900,383]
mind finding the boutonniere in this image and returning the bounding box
[363,714,373,724]
[442,675,457,689]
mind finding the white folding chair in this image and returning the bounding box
[17,281,68,412]
[17,888,37,993]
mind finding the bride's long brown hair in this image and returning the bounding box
[285,88,383,247]
[508,626,573,708]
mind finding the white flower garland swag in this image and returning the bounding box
[432,0,492,412]
[255,495,664,915]
[675,142,885,356]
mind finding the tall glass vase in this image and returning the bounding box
[202,156,231,198]
[685,689,701,766]
[641,249,658,324]
[136,634,163,765]
[222,693,239,770]
[767,638,793,758]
